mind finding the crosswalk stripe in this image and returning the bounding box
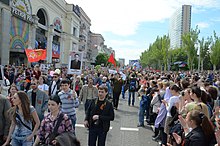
[75,124,84,127]
[76,124,113,130]
[120,127,139,131]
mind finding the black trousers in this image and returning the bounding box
[89,127,107,146]
[84,99,92,113]
[113,92,121,108]
[0,135,6,145]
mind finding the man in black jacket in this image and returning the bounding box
[84,84,114,146]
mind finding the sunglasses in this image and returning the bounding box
[31,83,37,85]
[53,76,58,78]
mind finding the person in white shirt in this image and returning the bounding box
[38,76,49,95]
[163,84,180,136]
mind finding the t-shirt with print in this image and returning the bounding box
[12,106,35,137]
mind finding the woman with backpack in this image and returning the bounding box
[128,74,137,106]
[3,91,40,146]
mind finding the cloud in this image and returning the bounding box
[66,0,220,36]
[196,22,210,29]
[107,40,137,47]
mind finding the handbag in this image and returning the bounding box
[38,113,64,145]
[16,113,32,130]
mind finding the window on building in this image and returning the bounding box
[73,27,77,36]
[72,43,77,51]
[37,9,46,26]
[0,0,9,5]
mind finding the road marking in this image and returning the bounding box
[120,127,139,131]
[76,124,113,130]
[76,124,84,128]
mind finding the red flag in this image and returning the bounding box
[25,49,47,62]
[108,53,116,67]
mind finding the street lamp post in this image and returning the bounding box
[197,44,201,72]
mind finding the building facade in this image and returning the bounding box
[169,5,191,49]
[118,58,125,67]
[0,0,114,68]
[0,0,81,66]
[78,7,92,67]
[89,33,105,64]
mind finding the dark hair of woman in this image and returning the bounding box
[191,86,201,98]
[8,84,18,95]
[170,84,180,92]
[207,86,218,100]
[200,90,208,104]
[49,94,62,105]
[181,78,190,89]
[12,91,32,123]
[189,110,215,143]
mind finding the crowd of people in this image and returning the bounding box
[0,63,220,146]
[135,70,220,146]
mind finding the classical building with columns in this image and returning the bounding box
[0,0,115,67]
[0,0,81,66]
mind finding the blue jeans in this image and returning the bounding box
[89,127,107,146]
[138,101,148,125]
[128,91,135,105]
[122,85,125,99]
[11,137,33,146]
[69,115,76,134]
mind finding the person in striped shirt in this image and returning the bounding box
[58,79,79,132]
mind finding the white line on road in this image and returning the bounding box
[75,124,85,128]
[75,124,113,130]
[120,127,139,131]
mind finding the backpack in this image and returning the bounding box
[129,80,136,91]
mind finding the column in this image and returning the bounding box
[46,25,54,64]
[0,8,11,65]
[60,33,66,64]
[30,15,39,49]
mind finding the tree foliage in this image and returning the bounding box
[140,35,170,70]
[182,26,200,71]
[140,26,220,71]
[198,37,212,71]
[95,53,109,66]
[210,31,220,70]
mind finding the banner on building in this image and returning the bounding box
[52,43,60,58]
[25,49,46,62]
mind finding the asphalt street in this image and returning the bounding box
[75,92,159,146]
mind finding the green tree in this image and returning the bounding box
[210,31,220,71]
[169,47,187,63]
[161,35,170,71]
[198,37,212,71]
[182,26,200,71]
[95,53,109,66]
[140,35,170,70]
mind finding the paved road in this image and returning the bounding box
[75,92,159,146]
